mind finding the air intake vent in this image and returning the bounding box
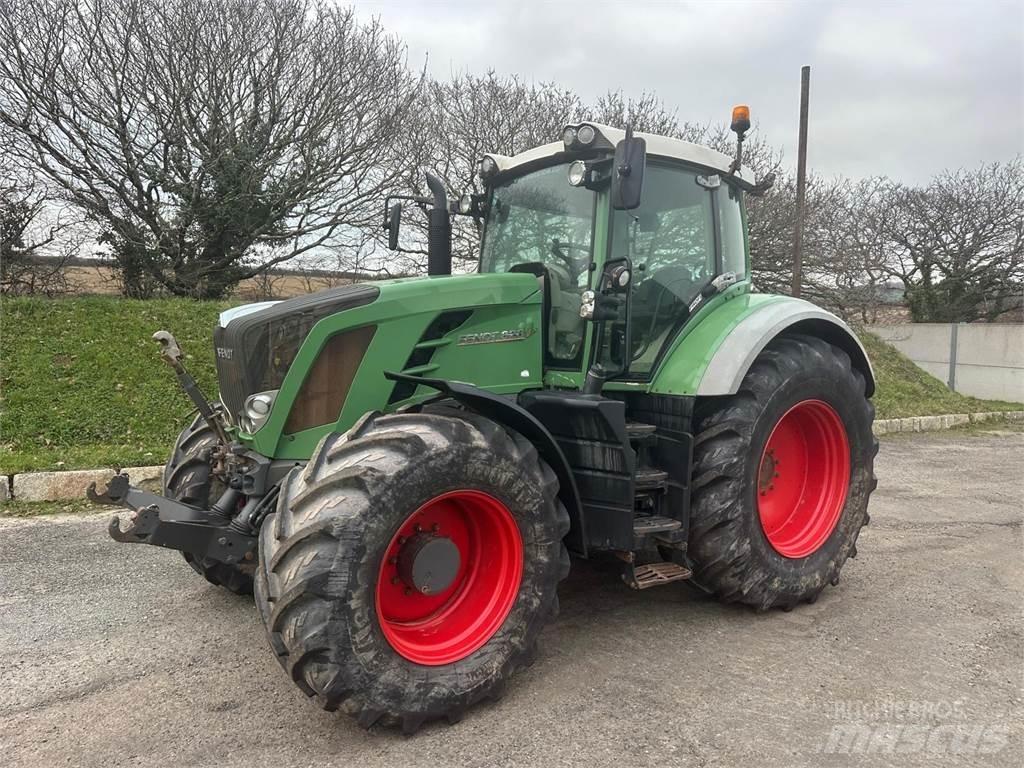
[284,325,376,433]
[388,310,473,404]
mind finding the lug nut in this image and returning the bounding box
[391,576,400,585]
[404,588,412,596]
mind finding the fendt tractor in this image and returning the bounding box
[92,107,877,732]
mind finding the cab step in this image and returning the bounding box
[623,561,693,590]
[625,421,657,441]
[632,515,682,536]
[634,467,668,491]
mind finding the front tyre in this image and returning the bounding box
[254,410,570,732]
[163,414,254,595]
[688,334,877,610]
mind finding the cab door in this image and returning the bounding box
[596,162,747,379]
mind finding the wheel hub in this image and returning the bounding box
[397,533,461,595]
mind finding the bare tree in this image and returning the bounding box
[393,71,584,273]
[801,177,896,322]
[882,159,1023,322]
[0,0,421,298]
[584,90,689,138]
[0,168,80,297]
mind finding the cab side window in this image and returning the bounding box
[717,183,747,279]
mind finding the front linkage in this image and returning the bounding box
[89,330,279,568]
[90,473,265,566]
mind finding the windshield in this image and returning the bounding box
[480,163,595,363]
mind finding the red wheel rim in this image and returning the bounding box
[375,490,523,665]
[757,400,850,559]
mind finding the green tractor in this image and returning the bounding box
[92,109,877,732]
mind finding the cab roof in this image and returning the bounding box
[486,122,757,187]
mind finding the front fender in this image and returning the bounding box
[651,294,875,397]
[385,373,587,556]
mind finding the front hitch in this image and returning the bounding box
[89,473,257,565]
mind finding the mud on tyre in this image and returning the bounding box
[254,409,570,732]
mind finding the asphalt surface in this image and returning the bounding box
[1,427,1022,768]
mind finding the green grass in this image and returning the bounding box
[859,331,1022,420]
[1,296,228,473]
[0,296,1019,473]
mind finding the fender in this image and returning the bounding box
[385,372,587,556]
[696,299,875,396]
[650,294,875,398]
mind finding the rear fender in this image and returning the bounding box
[650,296,874,397]
[697,301,875,397]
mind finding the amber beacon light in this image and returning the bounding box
[731,104,751,134]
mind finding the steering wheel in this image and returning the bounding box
[550,239,590,285]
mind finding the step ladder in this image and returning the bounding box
[622,560,693,589]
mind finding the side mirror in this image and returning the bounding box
[611,129,646,211]
[385,202,402,251]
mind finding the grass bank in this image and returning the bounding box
[1,296,1019,473]
[2,296,227,473]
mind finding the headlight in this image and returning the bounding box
[577,124,596,145]
[567,160,588,187]
[562,126,578,149]
[458,193,474,214]
[479,156,498,180]
[241,389,278,433]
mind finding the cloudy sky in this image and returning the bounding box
[349,0,1023,183]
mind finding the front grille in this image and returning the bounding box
[214,284,379,421]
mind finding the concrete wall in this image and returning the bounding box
[870,323,1024,403]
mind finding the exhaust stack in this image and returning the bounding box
[424,171,452,276]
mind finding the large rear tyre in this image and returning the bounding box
[163,414,254,596]
[254,409,570,732]
[688,334,877,610]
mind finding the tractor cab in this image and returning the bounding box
[389,120,759,393]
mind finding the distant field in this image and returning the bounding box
[60,263,353,300]
[1,295,1020,473]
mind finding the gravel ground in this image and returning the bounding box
[1,427,1021,767]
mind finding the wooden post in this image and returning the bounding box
[791,65,810,298]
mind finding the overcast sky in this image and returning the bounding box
[349,0,1023,183]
